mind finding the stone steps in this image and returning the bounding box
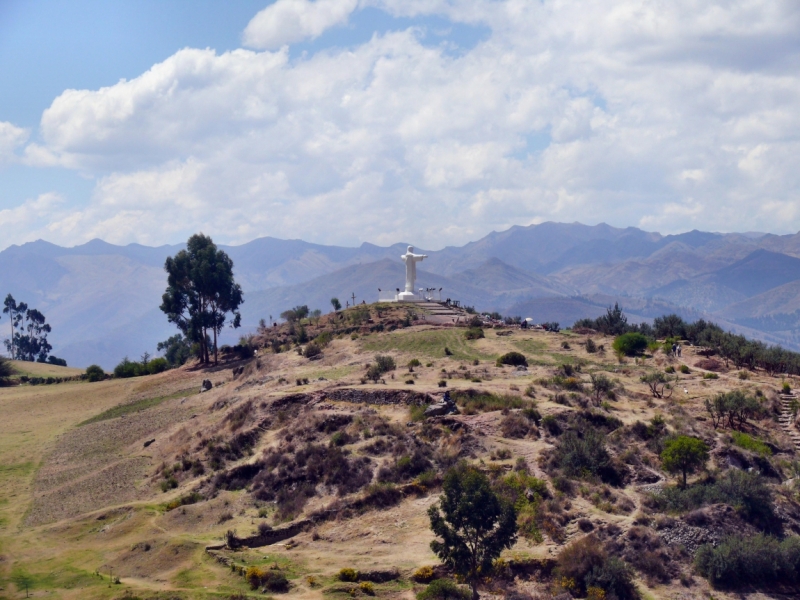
[778,393,800,451]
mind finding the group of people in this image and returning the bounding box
[671,342,682,357]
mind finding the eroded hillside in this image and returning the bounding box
[2,305,800,600]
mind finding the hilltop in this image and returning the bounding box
[2,304,800,599]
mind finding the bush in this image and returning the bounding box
[464,328,484,340]
[679,364,690,374]
[612,332,649,356]
[585,338,597,353]
[416,579,471,600]
[556,536,638,600]
[500,413,532,438]
[114,357,140,378]
[554,429,620,485]
[664,365,675,373]
[85,364,105,382]
[338,568,359,582]
[359,581,375,595]
[375,355,396,373]
[46,355,67,366]
[731,431,772,457]
[496,351,527,367]
[146,357,169,374]
[695,533,800,589]
[652,469,775,528]
[412,566,435,583]
[303,343,322,359]
[408,358,421,368]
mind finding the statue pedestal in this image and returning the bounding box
[397,291,422,302]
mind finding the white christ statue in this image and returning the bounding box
[400,246,427,300]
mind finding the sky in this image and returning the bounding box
[0,0,799,251]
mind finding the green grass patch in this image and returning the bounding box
[451,390,531,414]
[79,388,198,426]
[0,461,35,479]
[731,431,772,457]
[511,339,548,355]
[362,329,497,361]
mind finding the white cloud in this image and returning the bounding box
[243,0,359,49]
[11,0,800,250]
[0,193,66,245]
[0,121,29,164]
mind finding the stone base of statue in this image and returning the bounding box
[397,291,422,302]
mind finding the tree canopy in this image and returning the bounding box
[428,465,517,600]
[160,234,243,365]
[3,295,53,362]
[661,436,709,487]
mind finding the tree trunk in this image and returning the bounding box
[471,582,479,600]
[682,468,687,488]
[213,326,218,365]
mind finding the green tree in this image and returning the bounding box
[85,364,105,382]
[3,294,26,360]
[280,305,309,323]
[160,234,243,365]
[157,334,192,367]
[331,297,341,317]
[661,435,709,487]
[428,465,517,600]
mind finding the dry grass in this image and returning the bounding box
[0,319,793,600]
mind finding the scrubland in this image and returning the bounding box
[2,305,800,600]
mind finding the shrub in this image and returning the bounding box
[464,328,484,340]
[114,357,141,378]
[695,533,800,588]
[303,343,322,359]
[652,469,775,528]
[585,338,597,353]
[782,382,791,394]
[412,566,435,583]
[374,355,396,373]
[500,413,531,438]
[416,579,471,600]
[85,364,105,382]
[263,570,290,592]
[541,414,560,435]
[556,536,637,599]
[438,380,447,387]
[554,429,615,482]
[612,332,649,356]
[679,364,690,374]
[444,347,453,356]
[409,358,422,368]
[496,352,527,367]
[359,581,375,595]
[738,370,749,380]
[730,431,772,457]
[47,355,67,366]
[338,568,359,582]
[664,365,675,374]
[703,372,718,379]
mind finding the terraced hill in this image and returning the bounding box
[2,306,800,599]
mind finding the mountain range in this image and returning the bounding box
[4,222,800,368]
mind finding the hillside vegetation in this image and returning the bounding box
[2,303,800,600]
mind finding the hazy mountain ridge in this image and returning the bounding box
[5,221,800,368]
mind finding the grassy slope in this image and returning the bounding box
[0,320,793,599]
[8,359,83,378]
